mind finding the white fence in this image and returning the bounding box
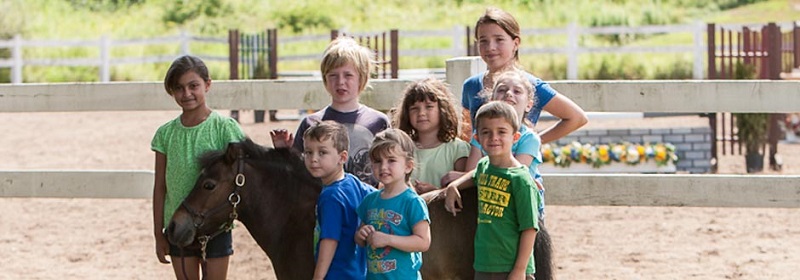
[1,57,799,208]
[0,23,716,83]
[0,31,228,84]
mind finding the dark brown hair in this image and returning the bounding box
[392,77,460,142]
[474,7,522,62]
[163,55,210,95]
[302,120,350,153]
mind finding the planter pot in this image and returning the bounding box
[745,153,764,173]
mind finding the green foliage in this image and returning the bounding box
[736,113,768,154]
[274,6,335,33]
[67,0,144,12]
[580,55,647,80]
[162,0,231,26]
[652,58,694,79]
[731,62,765,155]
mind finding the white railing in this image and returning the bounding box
[0,31,226,84]
[0,23,710,83]
[1,57,799,208]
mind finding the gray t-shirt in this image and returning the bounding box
[293,105,390,187]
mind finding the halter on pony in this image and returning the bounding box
[175,150,247,280]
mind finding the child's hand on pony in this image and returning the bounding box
[444,184,463,216]
[413,180,438,194]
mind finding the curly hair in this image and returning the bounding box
[392,77,460,142]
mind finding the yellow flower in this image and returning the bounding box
[598,145,610,163]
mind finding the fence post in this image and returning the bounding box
[707,23,716,80]
[766,22,783,170]
[180,30,190,55]
[794,21,800,68]
[566,23,579,80]
[390,29,398,79]
[465,26,475,56]
[445,56,485,102]
[100,35,111,82]
[767,23,781,79]
[268,29,278,79]
[228,29,239,80]
[452,25,465,58]
[693,21,706,79]
[11,34,22,84]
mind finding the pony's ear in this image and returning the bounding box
[224,141,243,164]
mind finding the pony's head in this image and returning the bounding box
[165,138,315,248]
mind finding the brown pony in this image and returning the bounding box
[167,139,553,280]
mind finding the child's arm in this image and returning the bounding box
[509,228,537,279]
[152,152,170,264]
[538,94,588,144]
[355,223,375,247]
[368,220,431,253]
[453,156,468,172]
[269,129,294,149]
[515,154,534,167]
[413,180,438,194]
[443,169,476,216]
[465,145,483,170]
[439,156,469,187]
[313,239,338,280]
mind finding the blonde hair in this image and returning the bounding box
[320,37,375,92]
[490,70,536,122]
[369,129,416,183]
[474,101,520,133]
[392,77,460,142]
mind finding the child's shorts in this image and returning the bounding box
[168,230,233,259]
[475,271,535,280]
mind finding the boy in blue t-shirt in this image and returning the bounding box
[304,120,376,280]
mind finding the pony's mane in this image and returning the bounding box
[198,138,306,175]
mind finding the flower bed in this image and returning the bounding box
[540,142,679,173]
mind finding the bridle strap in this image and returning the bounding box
[180,152,248,262]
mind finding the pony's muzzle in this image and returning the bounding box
[165,218,196,248]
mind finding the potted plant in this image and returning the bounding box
[732,62,766,173]
[736,113,768,173]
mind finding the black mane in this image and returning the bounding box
[198,138,317,186]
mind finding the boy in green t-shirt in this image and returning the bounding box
[444,101,540,280]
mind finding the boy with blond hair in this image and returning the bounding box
[304,120,376,280]
[444,101,540,280]
[271,37,390,187]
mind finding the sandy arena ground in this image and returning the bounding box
[1,110,798,279]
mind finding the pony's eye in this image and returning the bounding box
[203,181,215,190]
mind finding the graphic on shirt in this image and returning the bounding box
[365,208,403,274]
[344,124,378,186]
[477,173,511,219]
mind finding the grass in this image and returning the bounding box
[0,0,790,82]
